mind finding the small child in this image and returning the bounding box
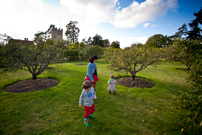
[107,74,117,94]
[79,81,97,127]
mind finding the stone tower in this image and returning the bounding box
[51,27,63,41]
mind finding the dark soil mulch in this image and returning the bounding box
[116,77,155,88]
[4,78,60,93]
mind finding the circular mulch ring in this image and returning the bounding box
[116,77,155,88]
[4,78,60,93]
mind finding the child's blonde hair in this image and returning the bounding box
[110,74,115,79]
[82,81,92,89]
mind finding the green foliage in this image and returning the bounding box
[1,26,64,79]
[63,49,79,61]
[174,23,188,39]
[103,39,110,47]
[70,41,80,49]
[79,42,85,48]
[186,8,202,40]
[131,43,144,48]
[65,21,80,43]
[103,47,163,80]
[173,59,202,134]
[92,34,104,47]
[145,34,169,48]
[110,41,120,48]
[79,45,104,58]
[165,39,202,70]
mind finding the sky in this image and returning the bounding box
[0,0,201,48]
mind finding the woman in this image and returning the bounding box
[85,55,99,90]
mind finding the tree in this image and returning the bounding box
[165,39,202,70]
[187,8,202,40]
[65,21,80,43]
[131,43,143,48]
[79,42,85,48]
[103,39,110,47]
[111,41,120,48]
[103,46,163,80]
[145,34,168,48]
[86,36,92,45]
[174,23,188,39]
[0,33,10,68]
[92,34,104,47]
[70,41,80,49]
[63,49,79,61]
[3,25,64,79]
[173,58,202,134]
[79,45,104,58]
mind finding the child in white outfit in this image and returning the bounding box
[107,74,117,94]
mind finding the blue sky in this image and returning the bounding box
[0,0,201,48]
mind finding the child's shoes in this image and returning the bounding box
[89,114,95,119]
[109,91,111,94]
[113,91,117,95]
[84,122,90,127]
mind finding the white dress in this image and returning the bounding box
[107,79,117,91]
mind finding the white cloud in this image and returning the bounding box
[0,0,120,40]
[0,0,178,43]
[119,36,148,48]
[144,22,150,28]
[60,0,119,24]
[113,0,178,28]
[152,24,158,27]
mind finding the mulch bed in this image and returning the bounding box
[116,77,155,88]
[4,78,60,93]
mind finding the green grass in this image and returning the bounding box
[0,60,192,134]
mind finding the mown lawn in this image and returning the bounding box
[0,60,192,135]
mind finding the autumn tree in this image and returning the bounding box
[3,25,64,79]
[103,46,163,80]
[65,21,80,43]
[165,39,202,70]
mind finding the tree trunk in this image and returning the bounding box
[32,74,37,79]
[132,75,136,81]
[187,65,191,71]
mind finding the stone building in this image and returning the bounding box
[51,27,63,41]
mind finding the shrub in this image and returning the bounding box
[173,58,202,134]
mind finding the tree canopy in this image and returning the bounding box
[65,21,80,44]
[145,34,168,48]
[2,25,65,79]
[103,46,163,80]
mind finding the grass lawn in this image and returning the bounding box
[0,59,192,135]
